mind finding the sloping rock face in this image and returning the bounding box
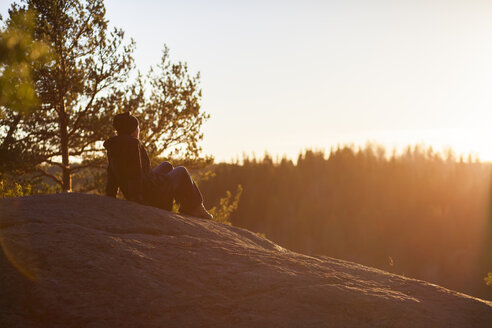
[0,193,491,328]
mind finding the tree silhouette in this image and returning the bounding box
[0,0,208,192]
[1,0,134,191]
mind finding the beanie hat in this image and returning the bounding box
[113,112,139,135]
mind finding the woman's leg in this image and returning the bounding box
[153,161,174,175]
[166,166,204,211]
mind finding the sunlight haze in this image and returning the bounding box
[4,0,492,161]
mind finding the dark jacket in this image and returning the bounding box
[103,135,173,210]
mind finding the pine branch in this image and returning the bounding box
[66,3,96,54]
[70,161,104,172]
[0,113,22,149]
[44,160,64,168]
[34,168,63,186]
[68,84,101,138]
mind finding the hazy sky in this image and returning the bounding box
[3,0,492,161]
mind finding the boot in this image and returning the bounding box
[181,203,213,220]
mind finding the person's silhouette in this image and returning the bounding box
[103,112,212,220]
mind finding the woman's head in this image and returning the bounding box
[113,112,139,137]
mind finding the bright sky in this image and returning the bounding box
[3,0,492,162]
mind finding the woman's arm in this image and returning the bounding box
[105,165,118,197]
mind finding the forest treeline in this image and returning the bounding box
[199,145,492,300]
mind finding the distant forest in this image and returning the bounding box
[199,145,492,301]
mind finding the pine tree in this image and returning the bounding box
[0,0,209,192]
[1,0,134,191]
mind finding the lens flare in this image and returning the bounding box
[0,202,37,281]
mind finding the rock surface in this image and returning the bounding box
[0,193,491,327]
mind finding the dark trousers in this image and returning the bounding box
[152,162,203,211]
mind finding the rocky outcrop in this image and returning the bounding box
[1,193,491,327]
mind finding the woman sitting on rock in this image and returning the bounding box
[103,112,213,220]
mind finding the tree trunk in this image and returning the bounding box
[59,104,71,192]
